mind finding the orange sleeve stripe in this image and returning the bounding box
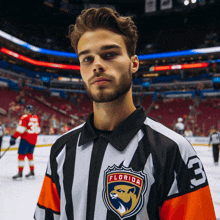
[159,185,216,220]
[38,175,60,212]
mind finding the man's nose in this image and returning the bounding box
[93,56,105,73]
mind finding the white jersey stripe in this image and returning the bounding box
[63,122,85,136]
[16,125,26,133]
[46,158,52,176]
[137,153,154,220]
[72,134,94,220]
[53,213,60,220]
[56,145,67,220]
[35,205,45,219]
[167,171,179,197]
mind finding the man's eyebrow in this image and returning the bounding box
[78,44,121,58]
[78,49,90,58]
[100,44,122,51]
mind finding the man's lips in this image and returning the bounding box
[92,78,110,85]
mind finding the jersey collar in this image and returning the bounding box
[78,107,146,151]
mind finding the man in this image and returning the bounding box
[10,105,40,179]
[34,7,216,220]
[184,125,193,137]
[209,126,220,166]
[174,117,185,135]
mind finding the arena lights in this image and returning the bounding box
[0,30,78,58]
[184,0,197,5]
[138,46,220,60]
[143,73,159,77]
[58,76,82,82]
[150,62,209,72]
[184,0,190,5]
[2,29,220,61]
[0,47,80,70]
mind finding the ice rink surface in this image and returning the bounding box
[0,144,220,220]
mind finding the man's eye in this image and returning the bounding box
[103,52,117,59]
[83,56,93,62]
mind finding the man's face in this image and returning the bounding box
[77,29,138,103]
[24,109,30,115]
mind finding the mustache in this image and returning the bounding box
[88,75,113,84]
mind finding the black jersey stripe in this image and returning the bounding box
[45,209,55,220]
[143,122,180,219]
[36,204,60,216]
[129,126,151,172]
[146,183,161,220]
[63,131,80,220]
[86,137,108,220]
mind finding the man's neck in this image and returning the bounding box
[93,93,136,131]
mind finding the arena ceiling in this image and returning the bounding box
[1,0,220,77]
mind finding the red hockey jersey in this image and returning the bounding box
[13,114,40,145]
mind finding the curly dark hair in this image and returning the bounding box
[68,7,138,57]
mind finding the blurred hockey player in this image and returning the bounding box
[208,126,220,165]
[174,117,185,135]
[10,105,40,179]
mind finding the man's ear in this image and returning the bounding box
[130,55,139,74]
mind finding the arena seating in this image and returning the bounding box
[147,98,194,129]
[195,99,220,134]
[1,84,220,136]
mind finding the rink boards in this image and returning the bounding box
[0,135,60,151]
[0,135,210,152]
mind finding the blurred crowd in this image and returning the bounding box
[0,86,90,136]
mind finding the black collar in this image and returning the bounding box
[78,107,146,151]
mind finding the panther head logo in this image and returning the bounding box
[103,165,147,219]
[110,185,139,215]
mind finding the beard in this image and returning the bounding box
[84,66,132,103]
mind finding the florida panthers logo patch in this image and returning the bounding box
[102,165,147,219]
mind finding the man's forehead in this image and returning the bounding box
[78,44,122,58]
[77,29,126,55]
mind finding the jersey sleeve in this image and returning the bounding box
[34,159,60,220]
[159,137,216,220]
[13,115,28,139]
[159,185,216,220]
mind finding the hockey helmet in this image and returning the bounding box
[25,105,34,113]
[178,117,183,122]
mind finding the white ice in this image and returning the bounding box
[0,145,220,220]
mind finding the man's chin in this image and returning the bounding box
[85,81,131,103]
[88,92,119,103]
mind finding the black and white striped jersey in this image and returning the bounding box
[209,131,220,145]
[34,107,216,220]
